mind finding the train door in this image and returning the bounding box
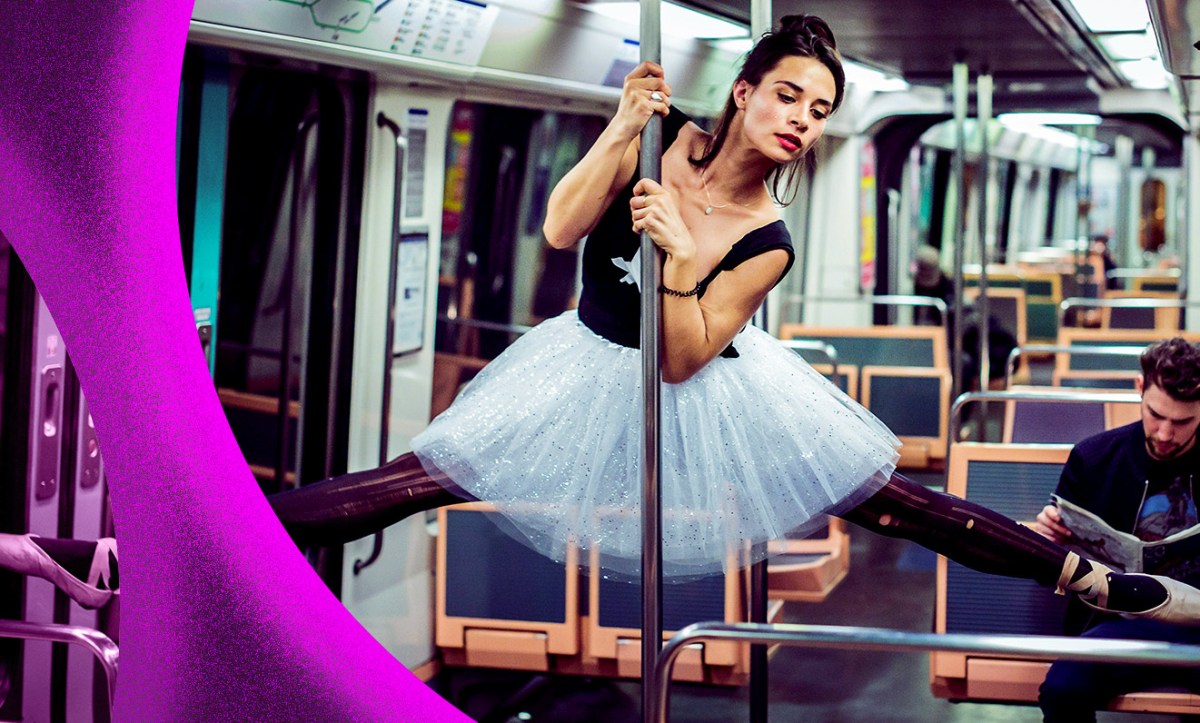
[337,84,453,670]
[0,236,115,723]
[339,90,605,668]
[182,48,366,528]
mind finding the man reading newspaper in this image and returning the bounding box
[1034,337,1200,722]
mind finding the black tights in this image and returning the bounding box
[840,472,1066,587]
[271,454,1063,583]
[270,455,1168,612]
[269,453,471,547]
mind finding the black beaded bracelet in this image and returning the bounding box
[660,281,702,298]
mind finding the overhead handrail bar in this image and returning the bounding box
[1059,296,1194,330]
[0,619,119,711]
[778,340,838,378]
[784,294,948,316]
[653,622,1200,722]
[947,388,1140,459]
[435,314,533,337]
[1107,268,1181,279]
[1060,297,1197,313]
[1004,343,1145,389]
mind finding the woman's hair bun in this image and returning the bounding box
[778,14,837,51]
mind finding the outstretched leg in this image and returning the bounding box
[840,473,1180,618]
[270,453,474,547]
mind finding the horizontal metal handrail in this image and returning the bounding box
[0,619,118,709]
[1061,297,1193,312]
[653,622,1200,722]
[948,388,1140,457]
[1005,343,1145,389]
[784,294,948,317]
[1107,268,1181,280]
[778,340,838,377]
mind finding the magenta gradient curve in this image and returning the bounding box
[0,3,466,720]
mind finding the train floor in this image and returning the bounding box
[428,470,1181,723]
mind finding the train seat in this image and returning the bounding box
[1003,394,1104,446]
[778,325,950,469]
[437,503,803,684]
[1051,329,1200,390]
[931,443,1200,714]
[998,385,1140,445]
[1130,276,1180,294]
[436,503,578,672]
[860,365,951,468]
[966,271,1061,343]
[808,364,857,399]
[1099,290,1181,332]
[965,287,1028,351]
[582,550,758,684]
[778,324,948,375]
[766,516,850,603]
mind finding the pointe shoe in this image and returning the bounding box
[88,538,119,599]
[1126,575,1200,625]
[1056,551,1200,625]
[0,533,116,609]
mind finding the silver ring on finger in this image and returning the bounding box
[649,91,664,102]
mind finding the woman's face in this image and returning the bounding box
[733,55,836,164]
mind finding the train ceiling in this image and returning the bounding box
[1149,0,1200,130]
[682,0,1187,161]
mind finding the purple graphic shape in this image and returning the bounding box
[0,3,466,720]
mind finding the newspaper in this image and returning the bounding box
[1053,494,1200,584]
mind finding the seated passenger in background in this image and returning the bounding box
[960,305,1017,391]
[1035,337,1200,722]
[1088,233,1119,292]
[911,244,952,326]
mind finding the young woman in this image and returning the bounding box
[272,15,1200,621]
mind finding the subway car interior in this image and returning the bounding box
[7,0,1200,720]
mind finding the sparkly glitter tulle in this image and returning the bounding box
[412,311,900,580]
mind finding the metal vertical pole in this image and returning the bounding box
[1182,136,1197,316]
[976,73,992,395]
[1114,135,1134,271]
[951,62,968,402]
[1074,125,1088,309]
[639,0,664,719]
[747,3,771,720]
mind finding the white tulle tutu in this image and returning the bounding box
[412,310,899,580]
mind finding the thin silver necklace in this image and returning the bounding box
[699,169,730,215]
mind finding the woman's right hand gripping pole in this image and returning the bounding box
[543,61,672,249]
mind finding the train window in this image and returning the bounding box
[1139,177,1166,253]
[431,102,604,415]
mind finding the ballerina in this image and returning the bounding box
[271,14,1200,622]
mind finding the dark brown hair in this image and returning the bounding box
[1141,337,1200,401]
[690,14,845,206]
